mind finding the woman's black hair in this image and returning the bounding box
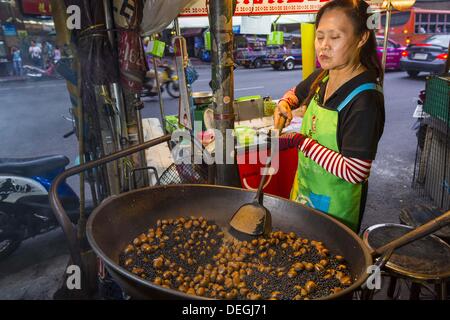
[302,0,384,107]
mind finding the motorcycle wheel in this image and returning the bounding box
[0,212,21,260]
[166,81,180,99]
[54,72,64,80]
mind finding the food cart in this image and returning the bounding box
[47,0,450,301]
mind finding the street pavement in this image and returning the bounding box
[0,66,431,299]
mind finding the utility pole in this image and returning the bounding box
[209,0,240,187]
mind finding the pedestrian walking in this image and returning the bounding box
[29,41,42,67]
[53,46,62,64]
[43,41,54,68]
[11,47,23,76]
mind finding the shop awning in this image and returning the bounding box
[168,16,242,29]
[181,27,204,37]
[168,14,315,34]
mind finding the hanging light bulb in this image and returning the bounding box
[381,0,416,11]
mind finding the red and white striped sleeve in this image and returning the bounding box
[279,87,300,110]
[299,138,372,184]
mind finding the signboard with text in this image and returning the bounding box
[180,0,383,17]
[20,0,52,16]
[2,24,17,36]
[180,0,331,16]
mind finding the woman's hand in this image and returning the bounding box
[293,104,307,118]
[274,100,293,129]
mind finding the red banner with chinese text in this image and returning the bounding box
[20,0,52,16]
[180,0,383,17]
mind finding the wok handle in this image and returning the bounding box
[371,210,450,258]
[49,135,172,274]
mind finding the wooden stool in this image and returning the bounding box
[362,223,450,300]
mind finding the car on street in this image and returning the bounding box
[235,47,269,69]
[266,47,302,71]
[400,34,450,77]
[376,36,405,70]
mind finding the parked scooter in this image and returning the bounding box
[23,60,63,80]
[412,89,428,150]
[0,127,89,260]
[142,65,180,98]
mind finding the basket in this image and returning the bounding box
[159,161,209,185]
[158,138,211,186]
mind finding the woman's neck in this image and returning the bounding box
[323,63,367,104]
[328,62,367,83]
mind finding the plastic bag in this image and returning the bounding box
[185,60,199,85]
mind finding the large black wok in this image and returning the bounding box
[50,135,450,300]
[86,184,371,300]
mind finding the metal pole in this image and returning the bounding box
[152,54,167,133]
[103,0,129,149]
[381,1,392,72]
[209,0,240,187]
[134,95,149,186]
[174,18,181,36]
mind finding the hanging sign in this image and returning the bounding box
[267,31,284,45]
[180,0,383,17]
[20,0,52,16]
[146,40,166,58]
[180,0,331,16]
[18,30,29,38]
[2,24,17,36]
[204,31,211,51]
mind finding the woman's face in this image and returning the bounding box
[315,9,366,71]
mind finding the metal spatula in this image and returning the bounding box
[229,114,286,236]
[229,157,273,236]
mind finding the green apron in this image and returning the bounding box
[290,76,383,231]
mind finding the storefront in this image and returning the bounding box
[0,0,55,75]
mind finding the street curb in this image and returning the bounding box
[0,76,27,83]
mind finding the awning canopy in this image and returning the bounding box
[168,14,315,34]
[168,16,242,29]
[181,27,204,37]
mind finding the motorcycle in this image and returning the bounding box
[412,89,428,150]
[0,125,90,260]
[142,65,180,99]
[23,60,63,80]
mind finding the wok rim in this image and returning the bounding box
[86,184,373,300]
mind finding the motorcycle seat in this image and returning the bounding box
[0,155,69,177]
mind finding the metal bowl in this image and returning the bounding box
[192,91,214,105]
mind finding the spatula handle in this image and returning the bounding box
[255,157,272,204]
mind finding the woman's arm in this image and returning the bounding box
[274,69,323,128]
[300,138,372,184]
[279,133,372,184]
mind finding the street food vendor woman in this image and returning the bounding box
[274,0,385,232]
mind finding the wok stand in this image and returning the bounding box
[50,135,171,295]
